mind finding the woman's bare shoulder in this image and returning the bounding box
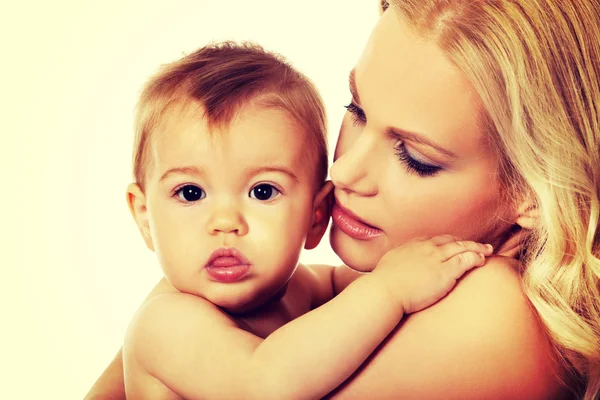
[328,256,565,400]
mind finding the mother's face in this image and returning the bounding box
[329,9,515,272]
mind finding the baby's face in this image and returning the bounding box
[141,102,318,313]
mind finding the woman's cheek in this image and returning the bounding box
[385,177,501,242]
[382,178,455,240]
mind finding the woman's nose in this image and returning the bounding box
[206,203,249,236]
[330,129,378,196]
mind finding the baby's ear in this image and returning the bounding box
[305,181,334,250]
[126,183,154,251]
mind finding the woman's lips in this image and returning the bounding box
[205,248,251,283]
[332,202,383,240]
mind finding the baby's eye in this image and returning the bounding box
[175,185,206,202]
[249,184,280,201]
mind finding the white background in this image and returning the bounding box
[2,1,378,398]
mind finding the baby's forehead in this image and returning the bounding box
[153,100,304,149]
[150,101,319,182]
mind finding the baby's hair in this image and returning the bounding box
[133,41,328,190]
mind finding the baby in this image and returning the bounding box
[123,41,493,399]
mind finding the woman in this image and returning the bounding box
[87,0,600,398]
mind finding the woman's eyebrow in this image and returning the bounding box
[349,69,361,103]
[350,68,457,159]
[386,127,458,159]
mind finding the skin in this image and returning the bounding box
[124,100,332,397]
[324,8,564,399]
[330,8,516,272]
[128,102,322,314]
[123,99,494,399]
[86,6,568,400]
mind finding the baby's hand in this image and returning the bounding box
[372,235,493,315]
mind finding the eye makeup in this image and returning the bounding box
[343,100,443,177]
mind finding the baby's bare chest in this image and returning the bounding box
[235,276,314,338]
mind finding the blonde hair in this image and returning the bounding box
[133,41,327,190]
[385,0,600,397]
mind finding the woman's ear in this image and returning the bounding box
[515,199,539,230]
[495,197,538,258]
[126,183,154,251]
[305,181,334,250]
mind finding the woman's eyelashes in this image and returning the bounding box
[394,141,442,177]
[344,102,366,125]
[344,101,442,178]
[380,0,389,12]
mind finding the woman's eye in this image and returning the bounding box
[175,185,206,202]
[394,140,443,177]
[344,102,366,125]
[380,0,389,12]
[249,184,280,201]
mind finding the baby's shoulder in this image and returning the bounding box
[294,263,336,284]
[126,293,234,348]
[136,291,227,321]
[292,263,336,308]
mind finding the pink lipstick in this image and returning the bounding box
[332,202,383,240]
[205,248,251,283]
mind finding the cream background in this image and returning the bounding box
[2,1,378,398]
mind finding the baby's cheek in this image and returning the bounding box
[153,221,202,269]
[254,213,305,249]
[265,204,310,250]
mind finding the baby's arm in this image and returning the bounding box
[85,349,125,400]
[84,277,176,400]
[126,236,492,400]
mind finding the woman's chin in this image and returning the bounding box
[329,226,382,272]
